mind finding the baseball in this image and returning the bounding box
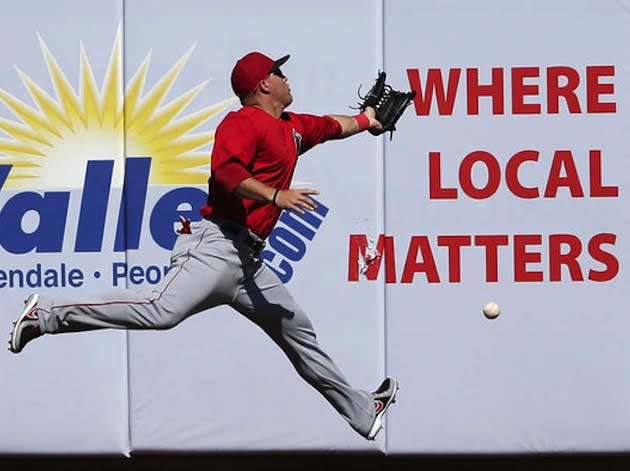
[483,302,501,319]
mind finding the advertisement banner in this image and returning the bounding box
[382,0,630,453]
[0,0,129,455]
[123,0,384,452]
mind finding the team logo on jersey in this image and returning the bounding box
[292,128,302,154]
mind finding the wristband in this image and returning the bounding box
[352,113,370,132]
[272,188,280,206]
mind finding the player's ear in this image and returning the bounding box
[259,78,272,94]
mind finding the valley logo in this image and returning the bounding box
[0,28,327,290]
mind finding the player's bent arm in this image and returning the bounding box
[234,178,320,213]
[234,177,277,204]
[328,107,382,139]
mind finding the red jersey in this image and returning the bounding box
[200,105,342,239]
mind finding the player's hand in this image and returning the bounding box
[275,188,319,214]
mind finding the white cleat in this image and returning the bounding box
[9,294,41,354]
[366,377,399,440]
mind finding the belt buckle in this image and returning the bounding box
[247,233,265,253]
[251,238,265,253]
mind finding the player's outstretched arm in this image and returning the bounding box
[328,107,382,139]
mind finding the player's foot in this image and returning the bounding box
[8,294,42,354]
[366,377,399,440]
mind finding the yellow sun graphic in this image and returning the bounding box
[0,26,237,190]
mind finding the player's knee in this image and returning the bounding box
[146,305,184,330]
[295,312,316,336]
[283,310,318,344]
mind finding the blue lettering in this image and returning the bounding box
[262,198,329,283]
[67,268,84,287]
[1,157,211,254]
[114,157,150,251]
[129,265,145,284]
[145,265,163,284]
[279,211,316,240]
[0,191,69,253]
[0,165,10,189]
[261,251,294,283]
[75,160,113,252]
[1,159,335,262]
[277,201,328,241]
[269,227,306,261]
[111,262,169,286]
[112,262,127,287]
[0,263,84,288]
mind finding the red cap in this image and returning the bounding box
[230,52,290,98]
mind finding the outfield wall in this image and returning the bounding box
[1,0,629,455]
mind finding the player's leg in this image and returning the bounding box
[10,219,239,352]
[231,258,376,437]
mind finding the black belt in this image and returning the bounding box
[210,218,266,253]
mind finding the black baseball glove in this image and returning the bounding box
[358,71,416,139]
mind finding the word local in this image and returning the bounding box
[428,149,618,200]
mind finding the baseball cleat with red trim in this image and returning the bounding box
[366,377,399,440]
[9,294,42,354]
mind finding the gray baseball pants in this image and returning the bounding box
[34,217,375,436]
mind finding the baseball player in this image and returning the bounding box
[9,51,398,440]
